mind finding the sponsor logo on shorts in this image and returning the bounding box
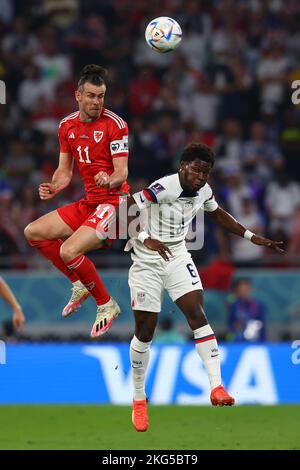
[137,292,146,304]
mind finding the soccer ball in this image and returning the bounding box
[145,17,182,53]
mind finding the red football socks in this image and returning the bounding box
[66,255,110,305]
[29,239,79,282]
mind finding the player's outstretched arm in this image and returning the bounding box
[39,152,73,200]
[0,277,25,331]
[207,207,284,253]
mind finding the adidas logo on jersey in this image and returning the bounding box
[68,132,75,139]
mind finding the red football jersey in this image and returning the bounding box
[58,108,129,203]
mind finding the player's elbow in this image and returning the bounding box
[24,222,42,242]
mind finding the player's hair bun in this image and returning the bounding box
[81,64,108,80]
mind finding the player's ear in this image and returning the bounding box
[179,161,187,172]
[75,89,81,103]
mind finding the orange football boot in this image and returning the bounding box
[132,399,149,432]
[210,385,235,406]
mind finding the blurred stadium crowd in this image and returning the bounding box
[1,0,300,269]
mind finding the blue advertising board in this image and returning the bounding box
[0,343,299,404]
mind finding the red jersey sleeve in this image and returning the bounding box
[108,120,129,159]
[58,123,72,154]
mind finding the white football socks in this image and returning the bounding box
[193,324,221,390]
[130,335,151,401]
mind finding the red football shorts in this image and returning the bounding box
[57,197,124,236]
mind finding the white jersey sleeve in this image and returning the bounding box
[133,175,180,210]
[202,185,218,212]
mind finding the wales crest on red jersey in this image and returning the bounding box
[94,131,104,143]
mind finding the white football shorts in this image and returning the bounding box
[128,247,203,312]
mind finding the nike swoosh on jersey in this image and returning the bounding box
[192,280,200,285]
[140,194,145,203]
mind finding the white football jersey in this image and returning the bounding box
[125,173,218,260]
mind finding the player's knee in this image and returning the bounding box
[137,332,154,343]
[135,325,155,343]
[60,243,78,263]
[24,223,39,241]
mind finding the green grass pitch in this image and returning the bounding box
[0,405,299,450]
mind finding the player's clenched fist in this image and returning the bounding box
[39,183,57,200]
[94,171,110,188]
